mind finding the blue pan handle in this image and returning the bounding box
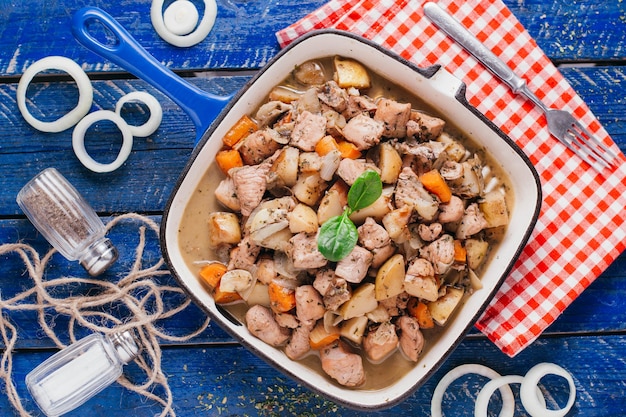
[72,6,233,144]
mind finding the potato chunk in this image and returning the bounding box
[479,190,509,228]
[207,212,241,248]
[333,56,371,89]
[375,254,405,300]
[428,287,464,326]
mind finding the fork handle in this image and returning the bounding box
[424,3,542,107]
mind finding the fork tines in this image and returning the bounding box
[567,121,619,171]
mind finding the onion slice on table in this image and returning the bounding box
[115,91,163,137]
[520,362,576,417]
[151,0,217,47]
[17,56,93,133]
[72,110,133,173]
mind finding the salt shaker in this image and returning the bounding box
[16,167,118,275]
[26,330,140,417]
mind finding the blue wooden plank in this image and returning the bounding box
[507,0,626,62]
[2,335,624,416]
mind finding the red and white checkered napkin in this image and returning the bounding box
[277,0,626,356]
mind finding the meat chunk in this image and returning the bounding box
[313,268,336,296]
[289,232,328,269]
[336,158,379,186]
[245,305,291,347]
[318,80,349,112]
[214,177,241,212]
[374,98,411,138]
[290,110,327,151]
[323,277,351,311]
[456,203,489,239]
[371,243,396,269]
[285,323,314,360]
[420,234,455,275]
[394,167,438,221]
[228,236,261,272]
[237,129,281,165]
[231,164,267,216]
[319,341,366,387]
[343,94,377,119]
[397,316,424,362]
[255,255,277,285]
[406,110,445,141]
[418,222,443,242]
[358,217,391,250]
[295,285,325,323]
[274,312,300,329]
[404,257,438,302]
[438,195,464,224]
[335,245,373,284]
[341,113,384,150]
[362,321,398,363]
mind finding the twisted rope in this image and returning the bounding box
[0,213,210,416]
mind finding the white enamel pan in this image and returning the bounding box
[72,7,541,410]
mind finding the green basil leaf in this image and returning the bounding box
[317,212,358,262]
[348,170,382,212]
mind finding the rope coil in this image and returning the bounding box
[0,213,210,416]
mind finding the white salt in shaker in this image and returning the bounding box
[26,330,140,417]
[16,167,118,275]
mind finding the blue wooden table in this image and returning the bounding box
[1,1,625,415]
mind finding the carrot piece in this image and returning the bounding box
[309,321,340,350]
[453,239,467,263]
[420,169,452,203]
[408,298,435,329]
[199,262,228,290]
[268,281,296,313]
[215,149,243,174]
[315,135,340,156]
[336,140,361,159]
[213,286,243,304]
[222,115,258,148]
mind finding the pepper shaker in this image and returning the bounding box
[16,168,118,275]
[26,330,140,416]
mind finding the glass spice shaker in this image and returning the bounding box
[16,167,118,276]
[26,329,140,417]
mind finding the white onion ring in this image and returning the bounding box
[17,56,93,132]
[151,0,217,47]
[72,110,133,173]
[115,91,163,137]
[474,375,524,417]
[520,362,576,417]
[431,364,516,417]
[475,374,547,417]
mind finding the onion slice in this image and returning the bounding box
[431,364,515,417]
[115,91,163,137]
[520,362,576,417]
[151,0,217,47]
[474,375,524,417]
[72,110,134,173]
[17,56,93,133]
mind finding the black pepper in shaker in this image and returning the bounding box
[16,168,118,275]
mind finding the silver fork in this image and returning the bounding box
[424,2,618,173]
